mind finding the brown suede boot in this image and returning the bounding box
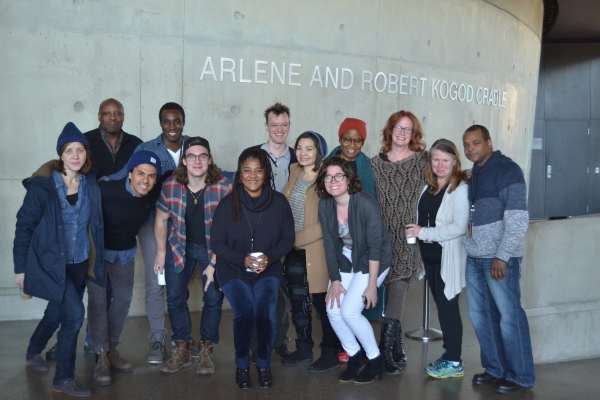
[159,340,192,373]
[94,348,112,386]
[196,340,215,375]
[108,343,133,372]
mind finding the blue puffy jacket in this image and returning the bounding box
[13,161,104,303]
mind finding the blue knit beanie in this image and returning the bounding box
[127,150,162,177]
[307,130,328,157]
[56,122,89,155]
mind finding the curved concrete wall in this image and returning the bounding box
[0,0,543,320]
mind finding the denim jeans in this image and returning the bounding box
[466,256,535,387]
[27,260,87,384]
[221,277,280,369]
[165,242,224,342]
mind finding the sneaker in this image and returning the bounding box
[26,354,49,372]
[147,334,167,364]
[52,378,92,397]
[428,357,446,368]
[429,354,461,367]
[425,359,464,379]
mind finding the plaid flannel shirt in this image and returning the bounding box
[156,175,232,272]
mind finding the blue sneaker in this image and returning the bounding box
[425,359,464,379]
[428,356,446,368]
[428,354,462,367]
[26,354,49,372]
[52,378,92,397]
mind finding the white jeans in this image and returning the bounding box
[326,268,389,359]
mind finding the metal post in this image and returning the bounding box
[405,279,443,341]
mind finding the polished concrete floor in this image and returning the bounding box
[1,281,597,400]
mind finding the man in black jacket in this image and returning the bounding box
[84,98,142,179]
[87,151,164,386]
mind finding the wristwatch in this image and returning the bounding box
[208,261,216,267]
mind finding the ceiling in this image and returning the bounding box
[543,0,600,43]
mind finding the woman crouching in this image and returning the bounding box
[316,157,392,384]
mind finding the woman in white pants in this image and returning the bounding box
[316,157,392,384]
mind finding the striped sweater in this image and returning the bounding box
[463,151,529,261]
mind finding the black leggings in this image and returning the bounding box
[423,260,463,361]
[284,248,339,348]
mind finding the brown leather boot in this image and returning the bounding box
[108,343,133,372]
[196,340,215,375]
[94,348,112,386]
[159,340,192,373]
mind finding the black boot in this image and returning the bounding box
[338,351,365,382]
[236,367,251,389]
[393,321,407,364]
[256,366,273,389]
[353,355,384,384]
[282,340,313,366]
[379,318,402,375]
[308,345,339,373]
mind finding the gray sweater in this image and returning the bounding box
[463,151,529,261]
[319,191,392,282]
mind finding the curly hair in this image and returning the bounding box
[231,148,275,221]
[425,139,467,194]
[315,157,362,199]
[54,143,93,176]
[380,110,426,154]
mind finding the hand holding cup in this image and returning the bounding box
[246,252,268,274]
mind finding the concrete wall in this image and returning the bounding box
[523,215,600,364]
[0,0,543,320]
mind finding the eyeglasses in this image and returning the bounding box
[324,173,346,183]
[393,126,413,135]
[268,123,290,130]
[185,153,209,162]
[341,137,364,146]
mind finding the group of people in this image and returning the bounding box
[14,99,535,397]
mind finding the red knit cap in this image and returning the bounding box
[338,118,367,140]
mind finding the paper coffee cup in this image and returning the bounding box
[157,270,166,285]
[249,252,264,272]
[406,236,417,244]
